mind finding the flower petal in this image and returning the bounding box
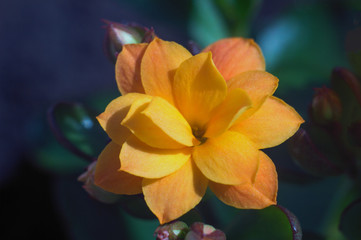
[193,131,259,185]
[204,88,252,138]
[121,96,197,149]
[202,38,265,80]
[115,43,148,94]
[97,93,151,145]
[142,159,208,224]
[227,71,279,120]
[141,37,192,105]
[209,151,277,209]
[94,141,142,195]
[231,96,304,149]
[173,52,227,129]
[120,135,191,178]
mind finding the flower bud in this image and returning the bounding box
[331,67,361,107]
[154,221,189,240]
[310,87,342,126]
[185,222,226,240]
[78,161,120,204]
[103,20,155,63]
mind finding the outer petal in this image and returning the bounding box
[120,135,191,179]
[209,151,277,209]
[122,97,197,149]
[97,93,151,145]
[142,159,208,224]
[115,43,147,94]
[193,131,259,185]
[173,52,227,129]
[94,141,142,195]
[227,71,279,120]
[204,88,252,138]
[231,96,304,149]
[202,38,265,80]
[141,37,192,105]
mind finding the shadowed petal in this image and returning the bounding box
[202,38,265,80]
[143,159,208,224]
[173,52,227,129]
[193,131,259,185]
[227,71,279,120]
[120,135,191,178]
[97,93,151,145]
[209,151,277,209]
[94,141,142,195]
[231,96,304,149]
[115,43,148,94]
[141,37,192,105]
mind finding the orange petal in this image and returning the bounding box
[204,88,252,138]
[94,141,142,195]
[121,96,197,149]
[231,96,304,149]
[141,37,192,105]
[193,131,259,185]
[227,71,278,120]
[115,43,148,94]
[209,151,277,209]
[120,135,191,178]
[142,159,208,224]
[202,38,265,80]
[173,52,227,129]
[97,93,151,146]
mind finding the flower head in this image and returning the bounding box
[94,37,304,223]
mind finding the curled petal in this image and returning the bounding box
[120,135,191,178]
[205,88,252,138]
[143,159,208,224]
[202,38,265,80]
[231,96,304,149]
[97,93,151,145]
[94,141,142,195]
[122,97,197,149]
[141,37,192,105]
[209,151,277,209]
[227,70,279,120]
[193,131,259,185]
[115,43,148,94]
[173,52,227,129]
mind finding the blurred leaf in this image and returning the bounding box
[258,3,346,93]
[339,198,361,240]
[118,194,156,220]
[288,128,344,177]
[227,205,302,240]
[348,51,361,77]
[48,102,108,161]
[189,0,229,47]
[35,140,88,174]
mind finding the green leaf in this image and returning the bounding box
[189,0,229,47]
[339,198,361,240]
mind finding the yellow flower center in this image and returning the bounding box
[191,126,207,144]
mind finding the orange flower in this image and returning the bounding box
[94,37,304,224]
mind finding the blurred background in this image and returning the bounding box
[0,0,360,239]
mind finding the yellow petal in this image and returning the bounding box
[202,38,265,80]
[173,52,227,129]
[209,151,277,209]
[193,131,259,185]
[97,93,151,145]
[204,88,252,138]
[121,96,197,149]
[143,159,208,224]
[94,141,142,195]
[231,96,304,149]
[120,135,191,178]
[141,37,192,105]
[227,71,279,120]
[115,43,147,94]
